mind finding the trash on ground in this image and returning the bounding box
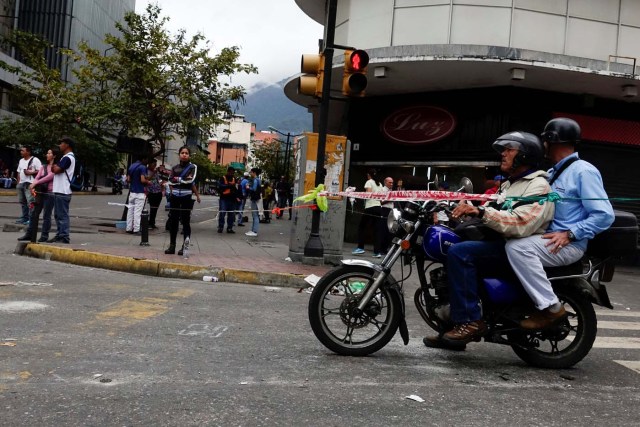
[405,395,425,403]
[264,287,281,293]
[202,276,219,282]
[284,257,292,262]
[1,342,17,347]
[240,381,249,385]
[93,374,103,378]
[304,274,321,286]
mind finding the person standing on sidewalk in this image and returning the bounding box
[49,137,76,244]
[218,166,237,234]
[245,167,261,237]
[18,148,56,242]
[275,176,291,219]
[145,159,163,230]
[237,171,250,227]
[126,155,149,235]
[352,169,384,257]
[164,146,198,255]
[15,146,42,225]
[380,176,395,254]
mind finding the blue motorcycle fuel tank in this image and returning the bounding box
[483,278,528,305]
[422,225,462,263]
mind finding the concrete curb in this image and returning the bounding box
[19,243,308,288]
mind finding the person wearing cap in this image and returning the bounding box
[505,118,614,330]
[425,131,554,350]
[49,136,76,244]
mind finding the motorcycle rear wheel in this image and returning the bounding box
[308,265,402,356]
[509,287,596,369]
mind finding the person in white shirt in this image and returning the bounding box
[352,169,384,258]
[15,146,42,224]
[49,137,76,244]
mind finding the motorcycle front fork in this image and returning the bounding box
[355,241,405,312]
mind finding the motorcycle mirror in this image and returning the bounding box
[457,177,473,193]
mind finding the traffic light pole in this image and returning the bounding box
[303,0,337,259]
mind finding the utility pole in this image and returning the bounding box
[304,0,337,259]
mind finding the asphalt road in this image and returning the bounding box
[1,255,640,426]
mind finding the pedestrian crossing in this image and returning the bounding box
[595,308,640,374]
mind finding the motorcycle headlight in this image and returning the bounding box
[387,208,415,234]
[387,208,402,233]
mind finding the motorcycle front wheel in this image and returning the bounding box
[509,286,596,369]
[308,265,402,357]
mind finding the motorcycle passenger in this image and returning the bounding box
[425,131,555,350]
[505,118,614,330]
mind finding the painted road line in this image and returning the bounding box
[595,310,639,318]
[591,337,640,349]
[613,360,640,374]
[598,320,640,330]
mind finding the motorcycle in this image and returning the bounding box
[111,176,123,195]
[308,179,638,368]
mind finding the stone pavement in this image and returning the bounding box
[0,190,357,288]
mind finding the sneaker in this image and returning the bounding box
[217,228,223,233]
[352,248,365,255]
[227,229,235,234]
[17,234,31,241]
[245,231,257,237]
[37,236,48,242]
[442,320,487,345]
[372,253,382,258]
[15,219,25,224]
[520,306,567,330]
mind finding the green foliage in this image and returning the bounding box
[190,151,226,185]
[251,138,295,181]
[0,4,256,174]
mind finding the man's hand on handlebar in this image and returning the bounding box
[451,203,480,219]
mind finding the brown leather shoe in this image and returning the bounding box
[442,320,487,344]
[520,306,567,330]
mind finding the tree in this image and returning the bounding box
[252,138,295,181]
[0,4,256,172]
[73,4,257,158]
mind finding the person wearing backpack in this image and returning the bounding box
[49,136,76,244]
[15,145,42,225]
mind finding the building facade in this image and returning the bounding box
[208,114,254,171]
[289,0,640,250]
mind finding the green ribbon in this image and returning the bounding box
[502,192,639,212]
[294,184,328,212]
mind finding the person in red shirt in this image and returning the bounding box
[484,174,504,195]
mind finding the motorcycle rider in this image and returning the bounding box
[505,118,614,330]
[425,131,555,350]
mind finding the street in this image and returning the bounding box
[1,254,640,426]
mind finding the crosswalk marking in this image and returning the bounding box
[598,320,640,330]
[592,337,640,349]
[613,360,640,374]
[595,310,639,318]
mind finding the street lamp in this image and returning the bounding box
[268,126,303,179]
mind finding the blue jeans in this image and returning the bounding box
[26,192,54,239]
[237,198,247,224]
[53,193,72,241]
[447,240,509,324]
[250,200,259,233]
[17,182,33,222]
[218,198,236,230]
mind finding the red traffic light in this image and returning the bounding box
[347,50,369,72]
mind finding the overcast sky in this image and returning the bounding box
[135,0,324,91]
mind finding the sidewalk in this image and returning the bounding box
[1,194,342,288]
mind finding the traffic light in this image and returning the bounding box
[299,53,324,98]
[342,49,369,97]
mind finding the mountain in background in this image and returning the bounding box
[235,78,313,133]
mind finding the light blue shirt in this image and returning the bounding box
[547,153,614,251]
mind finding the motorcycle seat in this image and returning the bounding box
[544,261,583,278]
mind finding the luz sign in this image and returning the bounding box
[381,105,456,145]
